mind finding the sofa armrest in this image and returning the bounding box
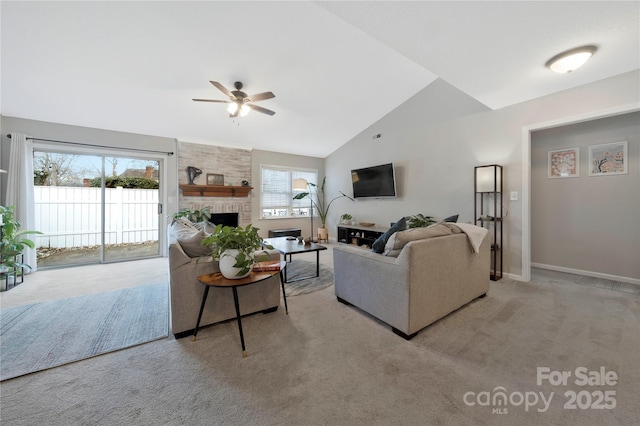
[333,244,410,330]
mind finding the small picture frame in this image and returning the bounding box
[588,141,628,176]
[548,148,579,178]
[206,173,224,186]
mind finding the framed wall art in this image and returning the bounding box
[206,173,224,186]
[548,148,579,178]
[588,141,628,176]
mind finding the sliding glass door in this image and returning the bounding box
[33,149,162,268]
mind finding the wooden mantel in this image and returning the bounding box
[179,184,253,197]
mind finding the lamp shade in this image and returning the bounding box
[475,165,502,193]
[292,178,308,192]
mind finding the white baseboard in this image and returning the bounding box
[503,272,524,282]
[531,263,640,286]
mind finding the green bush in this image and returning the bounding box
[89,176,159,189]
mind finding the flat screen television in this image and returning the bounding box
[351,163,397,198]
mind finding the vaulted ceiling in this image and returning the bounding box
[1,1,638,158]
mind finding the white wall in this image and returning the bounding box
[325,71,640,280]
[531,112,639,281]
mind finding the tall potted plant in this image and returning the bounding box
[293,177,353,241]
[0,205,42,284]
[200,224,273,279]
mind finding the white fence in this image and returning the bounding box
[34,186,159,249]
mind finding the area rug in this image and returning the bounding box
[283,260,333,296]
[0,282,168,381]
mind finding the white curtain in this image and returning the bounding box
[5,133,37,272]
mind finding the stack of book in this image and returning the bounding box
[252,260,281,272]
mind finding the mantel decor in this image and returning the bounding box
[186,166,202,185]
[206,173,224,186]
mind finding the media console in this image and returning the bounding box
[337,224,386,248]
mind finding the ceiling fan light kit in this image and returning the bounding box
[193,81,276,118]
[546,45,597,74]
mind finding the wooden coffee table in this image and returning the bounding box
[194,260,287,358]
[264,237,327,283]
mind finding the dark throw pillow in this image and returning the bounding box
[444,214,459,223]
[371,217,407,254]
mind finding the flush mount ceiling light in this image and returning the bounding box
[546,45,597,74]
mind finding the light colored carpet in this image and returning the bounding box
[0,273,638,425]
[283,259,333,296]
[0,282,168,381]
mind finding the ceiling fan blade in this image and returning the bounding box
[192,98,229,103]
[247,91,275,102]
[210,81,233,98]
[248,104,276,116]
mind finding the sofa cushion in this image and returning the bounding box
[170,219,211,258]
[371,217,406,253]
[383,222,452,256]
[192,221,218,234]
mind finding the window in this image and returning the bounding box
[261,166,317,219]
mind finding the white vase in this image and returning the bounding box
[218,249,252,279]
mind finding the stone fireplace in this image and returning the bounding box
[178,141,253,226]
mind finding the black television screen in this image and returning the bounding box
[351,163,397,198]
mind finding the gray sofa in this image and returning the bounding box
[333,223,490,339]
[168,220,281,338]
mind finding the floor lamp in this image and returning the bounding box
[292,178,313,242]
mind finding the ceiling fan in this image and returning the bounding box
[193,81,276,117]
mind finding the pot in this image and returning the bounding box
[317,227,329,243]
[218,249,252,279]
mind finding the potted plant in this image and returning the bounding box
[407,214,437,228]
[293,176,354,241]
[172,206,211,223]
[339,213,353,225]
[0,205,42,283]
[200,224,273,279]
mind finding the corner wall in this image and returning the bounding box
[325,71,640,280]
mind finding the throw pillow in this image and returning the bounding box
[178,230,211,258]
[169,218,200,240]
[371,217,406,254]
[192,221,218,234]
[170,219,211,258]
[444,214,459,223]
[383,223,452,254]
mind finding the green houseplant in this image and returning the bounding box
[172,206,211,223]
[406,214,437,229]
[293,177,353,240]
[0,205,42,276]
[339,213,353,224]
[200,224,273,279]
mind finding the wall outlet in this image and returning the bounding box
[510,191,518,201]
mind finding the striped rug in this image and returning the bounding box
[283,260,334,296]
[0,283,168,381]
